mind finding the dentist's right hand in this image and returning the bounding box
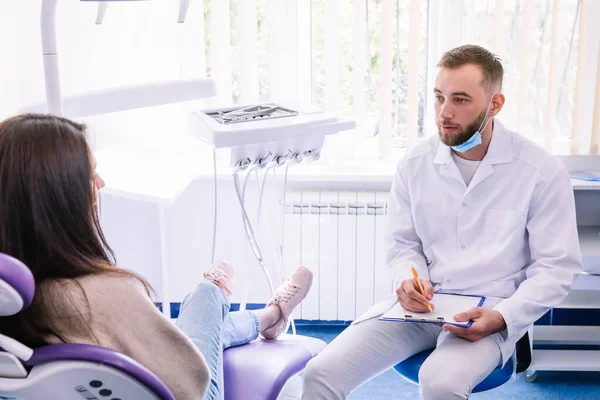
[396,278,434,313]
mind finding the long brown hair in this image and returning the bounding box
[0,114,151,345]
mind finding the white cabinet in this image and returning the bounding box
[526,163,600,381]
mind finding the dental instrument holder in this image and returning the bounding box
[188,102,355,315]
[188,103,355,167]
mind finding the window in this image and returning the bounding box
[2,0,599,162]
[460,0,583,153]
[204,0,600,161]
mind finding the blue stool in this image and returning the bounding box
[394,333,531,393]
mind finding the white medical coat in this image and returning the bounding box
[385,119,582,364]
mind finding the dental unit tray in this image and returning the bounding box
[207,103,299,124]
[188,102,355,166]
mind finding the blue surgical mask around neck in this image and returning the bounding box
[450,97,494,153]
[451,130,482,152]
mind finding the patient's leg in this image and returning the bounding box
[221,310,261,348]
[176,281,230,400]
[223,266,314,344]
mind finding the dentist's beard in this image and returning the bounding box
[437,108,487,147]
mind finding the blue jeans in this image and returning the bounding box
[176,282,260,400]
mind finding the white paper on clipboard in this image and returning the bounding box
[379,293,485,327]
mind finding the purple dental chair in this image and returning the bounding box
[0,253,325,400]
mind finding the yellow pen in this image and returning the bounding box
[411,266,434,312]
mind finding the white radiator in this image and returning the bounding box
[282,190,394,321]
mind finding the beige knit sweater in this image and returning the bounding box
[38,273,210,400]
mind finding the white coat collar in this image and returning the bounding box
[433,119,513,165]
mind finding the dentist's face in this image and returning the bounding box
[434,64,490,147]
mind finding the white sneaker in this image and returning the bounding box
[261,266,313,340]
[203,260,235,298]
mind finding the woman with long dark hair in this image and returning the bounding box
[0,113,313,400]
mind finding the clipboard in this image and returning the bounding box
[378,293,485,327]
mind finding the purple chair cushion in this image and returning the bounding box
[24,343,175,400]
[223,337,317,400]
[0,253,35,309]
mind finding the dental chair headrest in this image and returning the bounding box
[0,253,35,316]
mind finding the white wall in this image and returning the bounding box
[99,177,282,306]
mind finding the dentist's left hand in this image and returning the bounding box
[442,307,506,342]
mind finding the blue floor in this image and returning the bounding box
[296,325,600,400]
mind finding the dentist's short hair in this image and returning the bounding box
[437,44,504,93]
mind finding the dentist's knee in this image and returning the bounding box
[302,354,345,400]
[303,356,329,390]
[419,363,469,400]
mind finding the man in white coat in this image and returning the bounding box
[302,44,583,399]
